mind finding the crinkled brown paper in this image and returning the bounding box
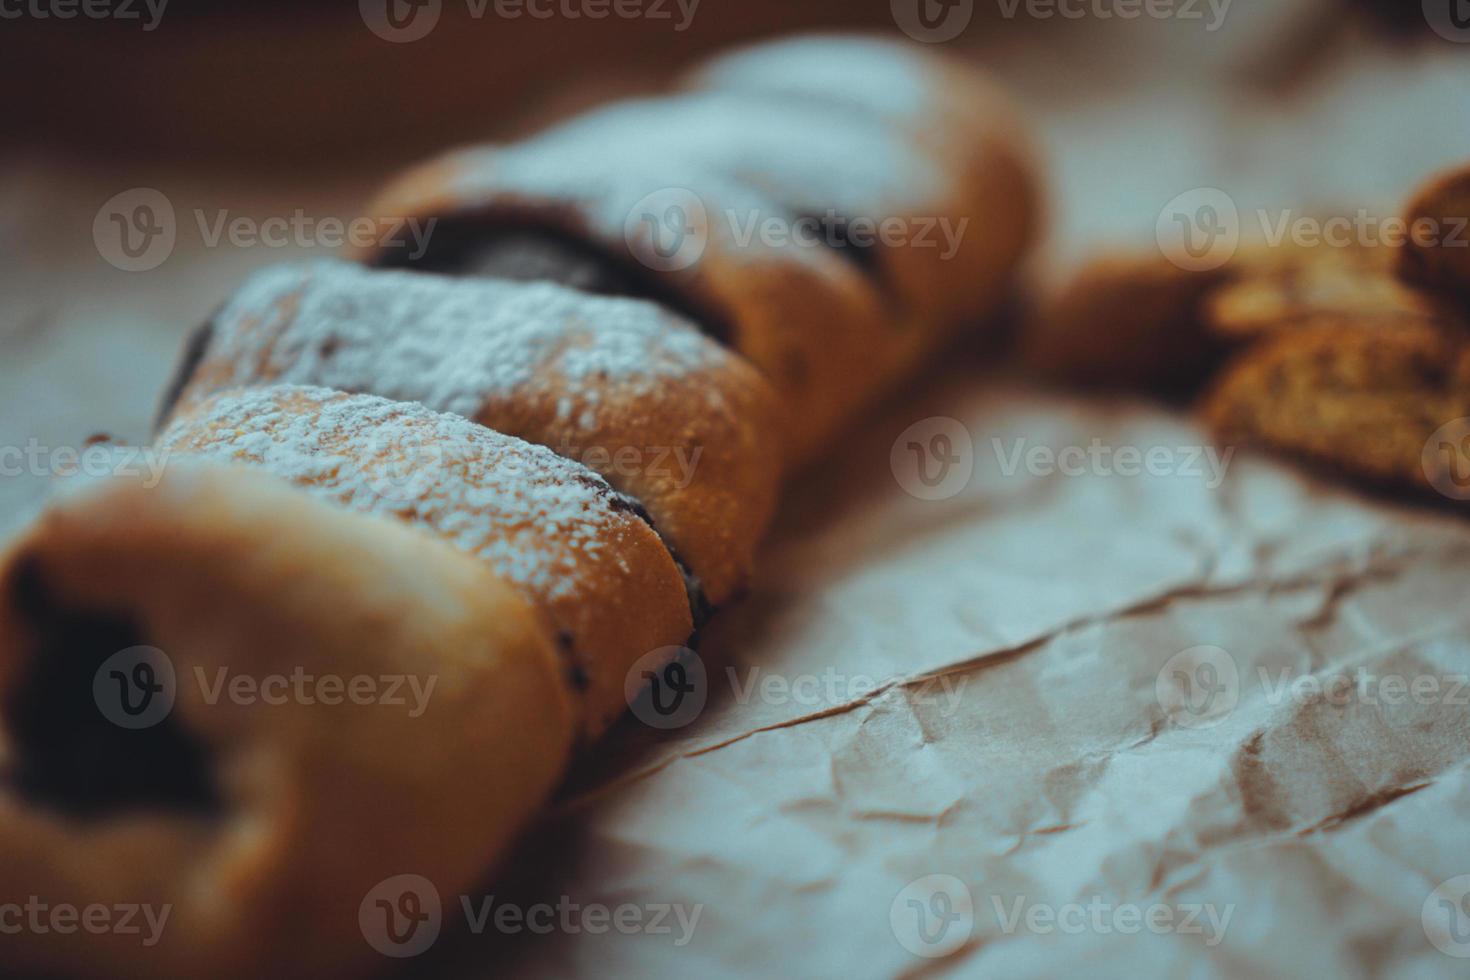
[401,369,1470,978]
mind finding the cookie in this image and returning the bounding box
[1201,317,1470,497]
[1024,253,1234,397]
[1208,241,1441,339]
[1398,164,1470,301]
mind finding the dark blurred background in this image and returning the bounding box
[3,0,1457,170]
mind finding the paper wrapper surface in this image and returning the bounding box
[400,371,1470,978]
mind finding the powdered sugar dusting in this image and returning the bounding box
[692,36,934,121]
[534,92,942,213]
[193,261,723,422]
[158,384,643,601]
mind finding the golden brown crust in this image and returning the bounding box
[1024,253,1234,396]
[1398,164,1470,300]
[355,144,902,460]
[1208,241,1442,340]
[353,39,1037,459]
[157,385,693,738]
[166,260,783,606]
[0,465,575,979]
[1201,318,1470,497]
[684,34,1042,333]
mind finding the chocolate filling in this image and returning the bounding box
[382,226,722,628]
[1,557,221,820]
[373,221,732,347]
[629,511,714,634]
[555,631,589,692]
[799,212,884,280]
[153,317,216,434]
[599,486,714,633]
